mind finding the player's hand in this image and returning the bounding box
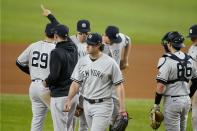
[41,4,51,16]
[64,99,72,112]
[120,59,129,70]
[119,111,128,117]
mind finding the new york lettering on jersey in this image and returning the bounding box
[72,54,123,99]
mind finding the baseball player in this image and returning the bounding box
[152,31,197,131]
[70,20,90,131]
[102,25,131,127]
[187,24,197,131]
[102,25,131,69]
[16,23,55,131]
[64,32,127,131]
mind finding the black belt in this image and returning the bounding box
[164,95,188,98]
[32,79,43,82]
[84,97,104,104]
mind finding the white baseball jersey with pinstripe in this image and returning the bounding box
[17,40,55,131]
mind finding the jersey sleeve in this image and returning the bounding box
[71,60,83,83]
[111,60,124,85]
[122,35,131,47]
[192,61,197,79]
[156,57,170,84]
[17,44,32,66]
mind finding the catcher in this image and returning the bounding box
[151,31,197,130]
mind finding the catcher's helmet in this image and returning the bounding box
[162,31,185,48]
[187,24,197,38]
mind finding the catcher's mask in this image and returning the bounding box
[161,31,185,52]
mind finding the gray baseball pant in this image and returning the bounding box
[29,81,50,131]
[83,98,113,131]
[163,96,191,131]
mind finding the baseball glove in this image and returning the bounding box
[74,104,83,117]
[150,104,164,130]
[110,111,131,131]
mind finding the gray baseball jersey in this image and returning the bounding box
[188,44,197,131]
[17,40,55,131]
[70,35,87,59]
[103,33,131,65]
[71,53,124,99]
[17,41,55,80]
[156,51,197,96]
[188,44,197,63]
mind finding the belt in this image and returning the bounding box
[84,97,105,104]
[32,79,43,82]
[164,95,188,98]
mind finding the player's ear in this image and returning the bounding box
[54,34,58,39]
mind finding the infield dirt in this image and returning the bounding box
[0,44,189,99]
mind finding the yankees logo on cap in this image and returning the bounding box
[88,34,92,39]
[82,23,87,28]
[190,29,192,33]
[187,24,197,38]
[86,33,102,45]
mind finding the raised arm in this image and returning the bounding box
[41,4,60,25]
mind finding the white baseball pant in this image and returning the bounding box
[163,96,191,131]
[29,80,50,131]
[83,98,113,131]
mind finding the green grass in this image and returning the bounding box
[1,0,197,44]
[0,94,192,131]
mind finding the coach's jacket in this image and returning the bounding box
[45,40,78,97]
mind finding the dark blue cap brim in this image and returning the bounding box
[77,28,90,33]
[86,40,99,45]
[110,36,122,43]
[187,34,197,38]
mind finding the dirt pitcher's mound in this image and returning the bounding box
[1,44,188,99]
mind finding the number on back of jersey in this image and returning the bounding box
[32,51,48,69]
[177,62,192,78]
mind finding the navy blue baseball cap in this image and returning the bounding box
[187,24,197,38]
[77,20,90,33]
[105,26,122,43]
[45,23,55,37]
[86,33,102,45]
[54,24,69,37]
